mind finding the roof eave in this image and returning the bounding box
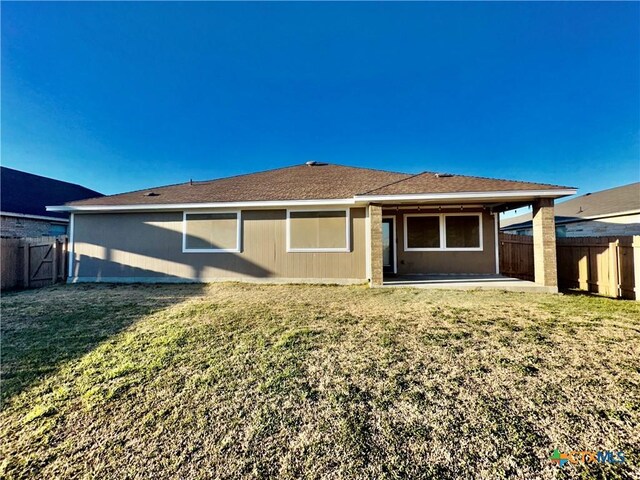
[1,211,70,222]
[46,198,363,213]
[47,189,577,213]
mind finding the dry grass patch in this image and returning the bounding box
[1,283,639,479]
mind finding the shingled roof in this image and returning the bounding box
[66,164,409,206]
[502,182,640,229]
[63,163,571,207]
[361,171,571,195]
[1,166,102,219]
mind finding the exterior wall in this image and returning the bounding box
[382,208,497,275]
[71,208,367,283]
[1,215,67,238]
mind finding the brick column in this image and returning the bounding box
[369,204,383,287]
[532,198,558,290]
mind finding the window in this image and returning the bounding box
[404,213,482,251]
[382,222,391,265]
[48,224,67,236]
[445,215,480,248]
[183,212,240,252]
[406,215,440,249]
[287,209,349,252]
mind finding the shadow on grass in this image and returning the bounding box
[0,283,205,405]
[560,288,628,300]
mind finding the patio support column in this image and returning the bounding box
[532,198,558,291]
[368,204,383,287]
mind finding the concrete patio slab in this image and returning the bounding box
[381,274,557,293]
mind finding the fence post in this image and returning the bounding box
[608,241,620,298]
[22,241,30,288]
[52,239,59,284]
[609,240,622,298]
[583,246,590,291]
[64,236,69,281]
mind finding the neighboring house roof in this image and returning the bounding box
[58,163,573,209]
[501,182,640,230]
[1,167,102,220]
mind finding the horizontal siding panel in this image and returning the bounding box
[73,209,366,282]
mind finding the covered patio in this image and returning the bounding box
[363,189,570,292]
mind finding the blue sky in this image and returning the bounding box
[2,2,639,205]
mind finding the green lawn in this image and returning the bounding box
[1,283,639,479]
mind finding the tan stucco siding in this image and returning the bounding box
[383,209,497,275]
[72,209,367,282]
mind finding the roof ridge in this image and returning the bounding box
[436,171,575,190]
[333,163,411,177]
[81,164,306,200]
[572,181,639,197]
[191,162,410,186]
[190,163,306,186]
[89,180,193,198]
[89,162,411,200]
[364,169,575,194]
[359,170,429,195]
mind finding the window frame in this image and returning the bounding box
[286,208,351,253]
[182,210,242,253]
[403,213,442,251]
[382,215,398,274]
[403,212,483,252]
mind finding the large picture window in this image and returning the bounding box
[404,213,482,251]
[406,215,440,249]
[445,215,481,248]
[183,211,240,253]
[287,209,350,252]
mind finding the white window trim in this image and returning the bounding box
[286,208,351,253]
[182,210,241,253]
[403,213,442,251]
[403,212,483,252]
[382,215,397,274]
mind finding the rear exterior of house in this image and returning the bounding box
[49,163,575,291]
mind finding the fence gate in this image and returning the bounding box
[1,236,68,290]
[27,241,57,288]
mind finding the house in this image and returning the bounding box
[501,182,640,237]
[47,162,575,291]
[1,167,102,238]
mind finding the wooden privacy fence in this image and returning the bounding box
[499,233,640,299]
[1,236,68,290]
[499,234,534,282]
